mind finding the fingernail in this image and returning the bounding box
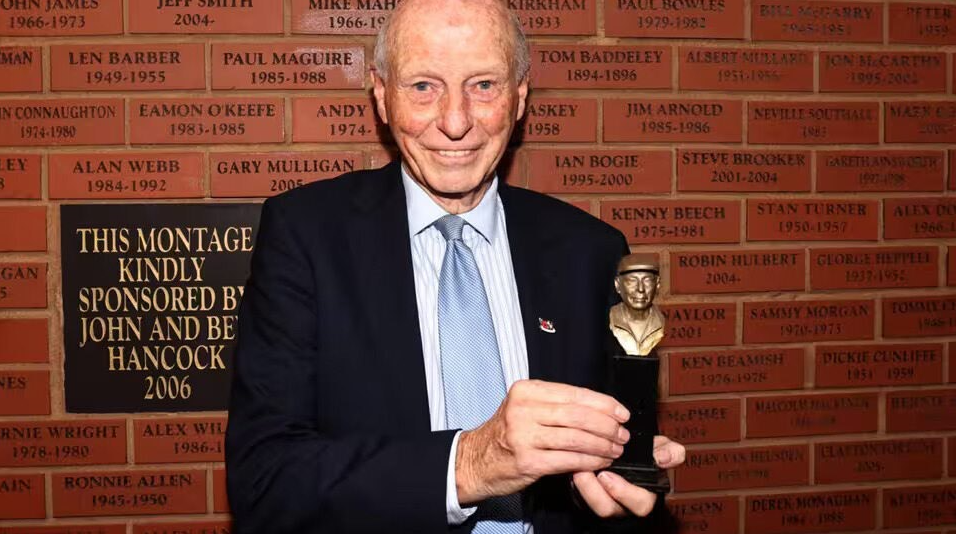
[615,406,630,421]
[612,443,623,456]
[598,471,614,484]
[617,427,630,443]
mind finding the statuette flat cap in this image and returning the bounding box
[617,253,659,275]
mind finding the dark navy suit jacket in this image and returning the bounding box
[226,162,646,533]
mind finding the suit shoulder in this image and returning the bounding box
[261,164,392,219]
[504,185,624,246]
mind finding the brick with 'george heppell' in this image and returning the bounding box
[667,496,739,534]
[743,300,875,344]
[601,200,740,244]
[0,0,122,36]
[814,437,943,484]
[0,318,47,363]
[604,99,742,143]
[527,149,670,194]
[211,151,362,198]
[519,98,597,143]
[883,484,956,528]
[752,0,882,42]
[0,98,124,147]
[810,246,939,290]
[820,51,946,93]
[746,392,878,438]
[885,198,956,239]
[884,295,956,338]
[0,419,126,467]
[131,98,284,145]
[886,388,956,432]
[0,525,126,534]
[668,347,804,395]
[213,467,228,513]
[52,469,207,517]
[133,520,232,534]
[605,0,745,38]
[212,43,365,90]
[679,47,813,92]
[0,47,41,92]
[745,489,877,534]
[747,199,878,241]
[50,44,205,91]
[658,399,741,444]
[0,370,50,416]
[817,150,946,192]
[815,343,944,388]
[748,102,880,144]
[885,101,956,143]
[0,263,48,309]
[293,96,390,143]
[133,416,227,464]
[0,154,41,199]
[130,0,282,34]
[659,302,737,348]
[0,474,45,520]
[889,2,956,44]
[529,45,671,89]
[670,249,804,294]
[677,149,811,192]
[49,152,204,200]
[0,206,45,251]
[676,444,809,492]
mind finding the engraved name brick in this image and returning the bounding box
[659,303,736,347]
[51,44,205,91]
[670,249,804,294]
[0,371,50,416]
[130,98,284,144]
[527,149,670,194]
[0,0,122,36]
[512,0,597,35]
[752,0,882,42]
[747,393,878,438]
[815,438,943,484]
[292,96,389,143]
[817,150,945,192]
[886,388,956,432]
[0,262,47,308]
[605,99,742,142]
[130,0,283,34]
[133,416,226,463]
[889,2,956,44]
[605,0,745,38]
[815,343,944,387]
[679,47,812,91]
[530,45,671,89]
[667,496,739,534]
[0,420,126,467]
[669,347,804,394]
[0,474,45,519]
[52,469,207,517]
[0,98,124,146]
[291,0,395,35]
[49,152,204,199]
[884,295,956,338]
[885,198,956,239]
[659,399,741,444]
[748,199,878,241]
[0,154,41,199]
[744,300,874,343]
[820,52,946,93]
[677,444,809,491]
[748,101,879,144]
[0,47,41,92]
[519,97,597,142]
[211,151,361,197]
[212,43,365,90]
[883,484,956,528]
[745,489,876,534]
[886,101,956,143]
[602,200,740,244]
[810,246,938,290]
[677,149,811,192]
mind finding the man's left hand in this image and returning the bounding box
[571,435,686,518]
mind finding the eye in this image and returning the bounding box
[476,80,493,90]
[412,81,431,91]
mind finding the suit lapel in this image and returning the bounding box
[347,163,431,434]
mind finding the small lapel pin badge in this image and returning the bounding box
[538,318,556,334]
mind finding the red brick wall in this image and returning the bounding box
[1,0,954,532]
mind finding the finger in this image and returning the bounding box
[520,380,629,422]
[536,402,629,444]
[596,471,657,517]
[572,471,625,518]
[532,450,614,477]
[532,426,623,458]
[653,435,686,468]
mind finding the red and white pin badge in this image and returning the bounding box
[538,318,556,334]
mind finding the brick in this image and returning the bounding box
[211,151,361,198]
[679,47,813,92]
[752,0,882,42]
[668,496,739,534]
[0,370,50,415]
[0,98,124,146]
[0,419,126,467]
[884,484,956,528]
[677,149,811,192]
[815,343,944,388]
[886,389,956,432]
[212,43,365,90]
[527,149,670,194]
[887,101,956,143]
[951,436,955,476]
[292,96,389,143]
[670,249,805,294]
[810,246,939,290]
[817,150,945,192]
[0,263,47,308]
[884,295,956,338]
[51,44,205,91]
[52,469,207,517]
[951,150,956,190]
[134,416,226,463]
[212,468,228,513]
[0,47,41,92]
[669,347,804,395]
[0,206,45,251]
[367,149,397,170]
[747,199,878,242]
[889,2,956,44]
[0,154,41,199]
[820,52,946,93]
[605,0,745,38]
[601,199,740,244]
[0,318,47,363]
[513,2,597,35]
[130,0,282,33]
[530,45,671,89]
[0,525,126,534]
[49,152,204,199]
[659,303,737,348]
[130,98,283,145]
[748,101,879,144]
[747,393,878,438]
[676,444,809,491]
[951,343,956,383]
[133,520,232,534]
[0,474,44,519]
[519,98,597,142]
[0,0,121,36]
[885,198,956,239]
[745,489,876,534]
[604,99,742,142]
[291,0,394,35]
[659,399,740,444]
[949,247,956,286]
[743,300,874,343]
[815,438,943,484]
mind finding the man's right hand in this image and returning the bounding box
[455,379,631,505]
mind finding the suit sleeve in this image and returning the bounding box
[226,198,456,534]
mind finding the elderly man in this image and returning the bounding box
[225,0,684,532]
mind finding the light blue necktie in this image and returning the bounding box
[434,214,523,534]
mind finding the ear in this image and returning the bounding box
[613,277,622,296]
[514,76,529,121]
[371,69,389,125]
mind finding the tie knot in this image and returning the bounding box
[433,214,465,242]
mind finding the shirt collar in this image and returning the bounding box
[401,162,499,243]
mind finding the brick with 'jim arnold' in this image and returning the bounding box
[604,99,742,142]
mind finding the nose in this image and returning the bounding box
[437,87,473,140]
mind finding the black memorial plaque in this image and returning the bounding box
[61,203,260,412]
